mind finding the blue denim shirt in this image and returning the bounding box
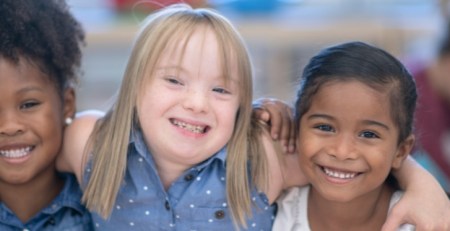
[85,126,276,231]
[0,173,93,231]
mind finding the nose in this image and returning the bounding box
[326,133,358,160]
[182,88,209,113]
[0,111,25,136]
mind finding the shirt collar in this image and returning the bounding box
[0,173,87,218]
[40,173,86,215]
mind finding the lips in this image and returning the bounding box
[170,119,209,134]
[0,146,32,158]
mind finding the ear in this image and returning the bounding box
[392,134,415,170]
[63,87,76,123]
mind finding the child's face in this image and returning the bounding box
[0,58,67,185]
[137,28,240,170]
[297,80,409,202]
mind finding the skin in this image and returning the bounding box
[0,57,75,222]
[298,80,414,230]
[137,27,241,189]
[56,38,450,231]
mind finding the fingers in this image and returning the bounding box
[380,209,403,231]
[382,200,450,231]
[251,98,295,153]
[267,104,283,141]
[279,103,295,153]
[252,107,271,123]
[287,106,296,153]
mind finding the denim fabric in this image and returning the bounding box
[0,173,93,231]
[85,126,276,231]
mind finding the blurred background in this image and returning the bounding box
[67,0,450,193]
[67,0,448,110]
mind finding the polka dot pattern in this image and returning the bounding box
[85,135,276,230]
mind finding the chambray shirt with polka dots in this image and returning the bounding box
[84,125,276,231]
[0,173,94,231]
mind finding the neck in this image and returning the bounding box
[153,158,191,190]
[0,165,64,222]
[308,184,394,231]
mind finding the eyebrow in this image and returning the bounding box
[18,86,45,94]
[361,119,390,131]
[306,114,334,121]
[156,66,240,84]
[307,113,390,131]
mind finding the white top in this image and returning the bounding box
[272,185,415,231]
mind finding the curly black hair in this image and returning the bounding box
[0,0,85,93]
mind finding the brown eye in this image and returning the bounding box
[20,101,40,110]
[315,124,334,132]
[360,131,379,139]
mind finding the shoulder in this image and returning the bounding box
[389,190,416,231]
[273,186,311,231]
[57,110,105,183]
[389,190,405,209]
[277,186,309,206]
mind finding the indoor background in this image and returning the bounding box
[67,0,449,111]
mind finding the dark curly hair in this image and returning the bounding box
[0,0,85,93]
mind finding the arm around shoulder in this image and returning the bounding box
[383,155,450,231]
[261,128,309,204]
[56,110,105,184]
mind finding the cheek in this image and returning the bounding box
[220,108,238,132]
[297,127,316,156]
[297,134,316,168]
[367,150,396,175]
[216,103,239,138]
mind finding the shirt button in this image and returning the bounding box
[214,210,225,219]
[184,174,194,181]
[47,217,56,225]
[165,201,171,211]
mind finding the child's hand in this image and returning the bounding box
[252,98,295,153]
[382,191,450,231]
[382,157,450,231]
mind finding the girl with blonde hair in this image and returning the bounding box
[59,4,450,230]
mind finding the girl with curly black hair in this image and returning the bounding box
[0,0,93,230]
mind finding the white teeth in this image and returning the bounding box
[323,167,357,179]
[0,147,31,158]
[172,120,205,134]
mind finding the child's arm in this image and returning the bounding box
[256,98,450,229]
[382,156,450,231]
[56,110,104,183]
[258,126,308,204]
[252,98,296,153]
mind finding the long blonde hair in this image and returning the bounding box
[82,4,270,228]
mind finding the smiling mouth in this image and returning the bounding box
[322,166,360,179]
[170,119,209,134]
[0,146,33,158]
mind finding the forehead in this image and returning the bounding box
[155,26,240,81]
[309,80,394,125]
[0,57,51,87]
